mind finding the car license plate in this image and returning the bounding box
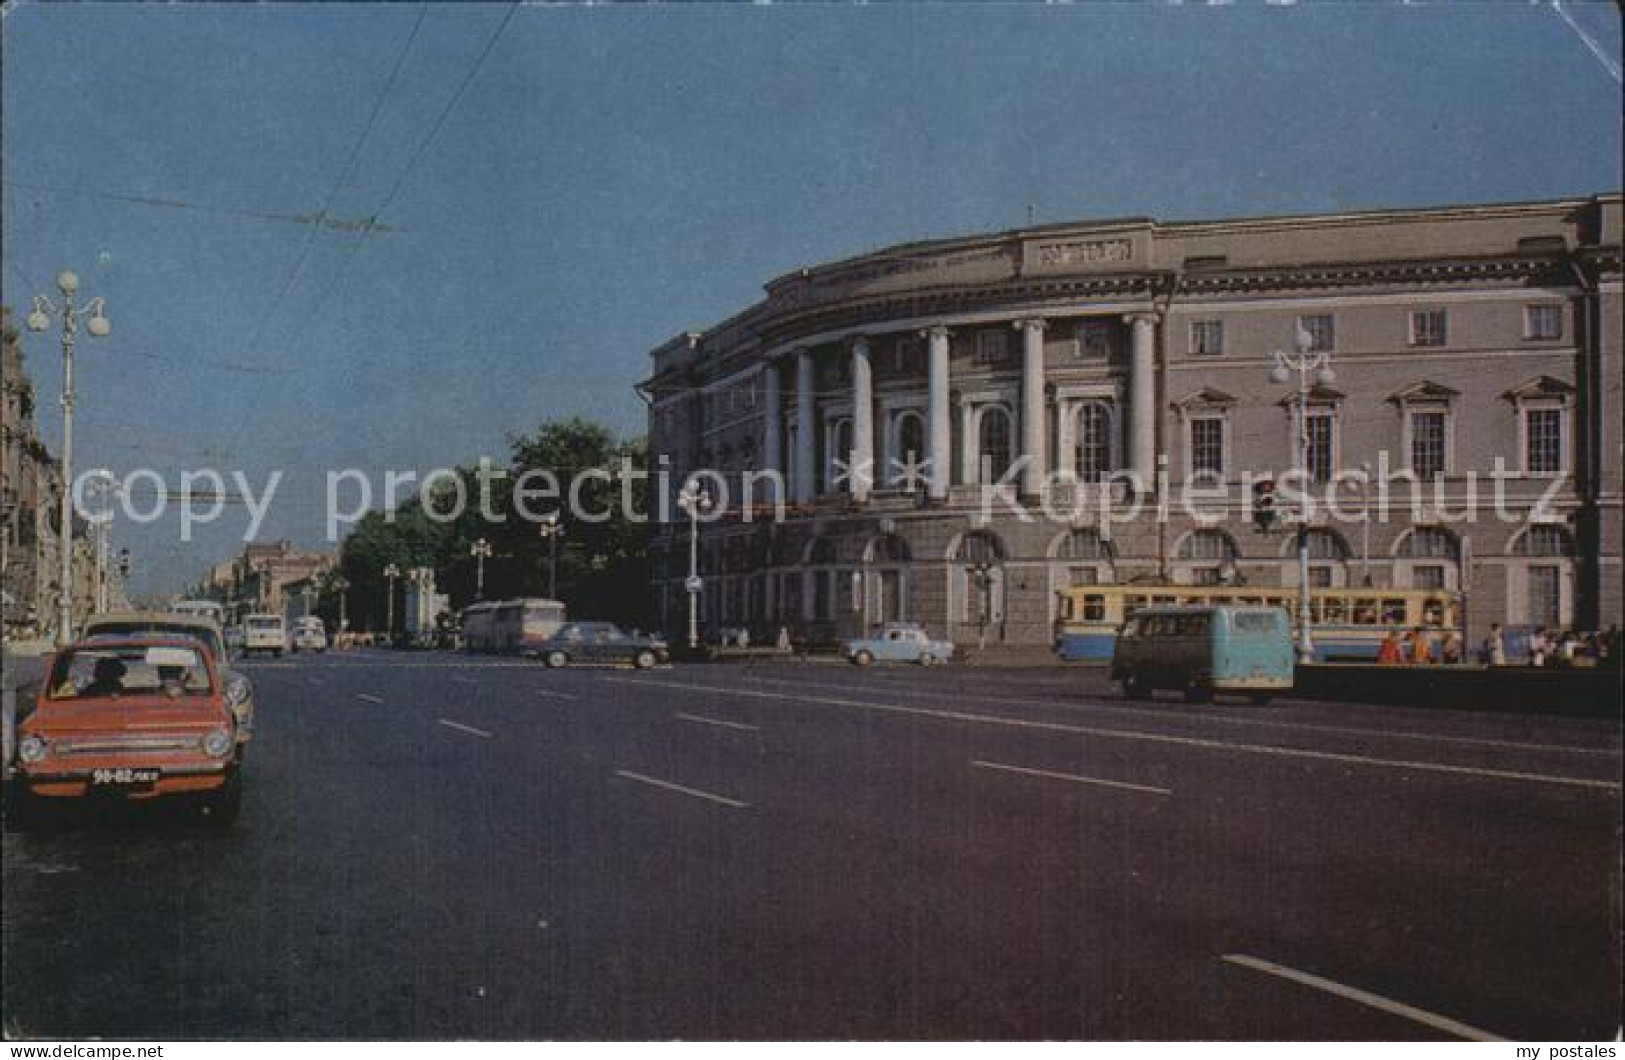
[91,767,160,786]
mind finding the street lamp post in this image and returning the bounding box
[383,563,401,643]
[1269,329,1336,666]
[538,513,563,599]
[26,270,111,644]
[82,469,118,614]
[330,575,350,639]
[470,538,492,600]
[116,548,131,610]
[676,482,712,651]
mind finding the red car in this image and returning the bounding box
[9,636,244,827]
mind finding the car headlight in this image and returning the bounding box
[201,727,234,758]
[18,735,48,764]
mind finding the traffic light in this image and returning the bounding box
[1252,479,1277,533]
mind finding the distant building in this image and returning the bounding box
[198,540,335,620]
[642,194,1622,647]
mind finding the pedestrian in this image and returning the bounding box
[1482,623,1507,667]
[1406,625,1434,665]
[1528,626,1549,668]
[1441,630,1463,665]
[1376,629,1405,665]
[776,625,791,652]
[1556,630,1579,666]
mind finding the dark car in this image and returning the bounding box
[538,622,668,669]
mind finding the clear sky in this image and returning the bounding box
[3,1,1620,596]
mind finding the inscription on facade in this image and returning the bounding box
[1035,238,1134,267]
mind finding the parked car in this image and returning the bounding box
[844,623,955,666]
[242,613,287,657]
[537,622,668,669]
[9,636,244,827]
[291,616,327,653]
[81,611,255,745]
[1109,604,1295,704]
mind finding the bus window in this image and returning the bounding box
[1153,595,1177,606]
[1381,599,1407,624]
[1211,595,1233,605]
[1125,595,1148,617]
[1352,599,1378,624]
[1238,595,1262,606]
[1082,595,1107,622]
[1233,611,1279,632]
[1308,598,1324,623]
[1422,597,1446,626]
[1265,596,1286,609]
[1322,596,1348,623]
[1059,596,1074,621]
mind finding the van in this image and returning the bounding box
[242,613,287,657]
[1110,604,1294,704]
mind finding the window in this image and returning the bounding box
[1070,567,1100,587]
[1179,530,1237,561]
[1524,304,1562,341]
[1305,411,1335,484]
[1410,309,1448,347]
[1076,403,1112,483]
[892,412,925,487]
[975,330,1009,366]
[1081,594,1106,621]
[1525,407,1564,475]
[1518,526,1573,556]
[1189,417,1224,476]
[1410,410,1447,479]
[1190,320,1224,356]
[1412,565,1446,590]
[1075,321,1109,359]
[978,407,1013,482]
[1298,314,1335,352]
[1528,566,1561,627]
[894,336,919,372]
[1399,528,1459,560]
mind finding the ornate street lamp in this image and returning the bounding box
[538,512,563,599]
[26,270,111,644]
[676,481,713,650]
[1269,327,1337,665]
[383,562,401,642]
[470,538,492,600]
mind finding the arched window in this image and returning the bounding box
[1178,530,1237,561]
[954,530,1006,564]
[825,418,853,492]
[1398,527,1459,560]
[978,407,1013,483]
[1055,529,1115,561]
[1076,403,1113,483]
[1304,530,1350,561]
[1516,526,1574,556]
[805,537,837,566]
[867,533,911,563]
[892,412,926,487]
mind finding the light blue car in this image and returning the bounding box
[844,623,955,666]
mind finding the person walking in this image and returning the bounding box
[1377,629,1405,665]
[1528,626,1549,668]
[1483,623,1507,667]
[1406,625,1434,665]
[1441,630,1464,665]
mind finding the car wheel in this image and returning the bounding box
[545,651,569,669]
[1184,682,1213,705]
[633,650,656,670]
[918,652,937,667]
[198,771,241,828]
[853,650,874,667]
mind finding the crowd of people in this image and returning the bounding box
[1375,623,1621,668]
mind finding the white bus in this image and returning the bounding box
[460,598,566,654]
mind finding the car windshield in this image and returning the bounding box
[48,645,214,700]
[83,621,224,662]
[248,618,281,630]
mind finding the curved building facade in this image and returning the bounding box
[641,195,1622,650]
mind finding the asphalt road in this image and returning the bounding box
[3,651,1620,1040]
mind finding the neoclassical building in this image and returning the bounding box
[641,194,1622,648]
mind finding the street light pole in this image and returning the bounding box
[470,538,492,600]
[538,513,563,599]
[677,482,712,651]
[1270,329,1336,666]
[27,271,111,644]
[383,563,400,642]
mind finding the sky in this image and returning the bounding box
[2,0,1620,597]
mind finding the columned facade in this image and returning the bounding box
[643,194,1622,649]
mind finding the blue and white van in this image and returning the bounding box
[1109,604,1295,704]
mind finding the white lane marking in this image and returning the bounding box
[451,675,479,685]
[735,673,1620,758]
[612,769,749,809]
[437,718,493,739]
[609,677,1619,792]
[674,712,761,733]
[1220,954,1505,1042]
[971,759,1171,796]
[535,689,579,700]
[356,693,384,705]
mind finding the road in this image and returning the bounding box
[3,651,1620,1040]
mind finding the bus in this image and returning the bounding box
[172,599,226,627]
[460,598,567,655]
[1054,584,1461,663]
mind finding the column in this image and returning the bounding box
[794,348,816,504]
[958,398,977,486]
[1128,313,1158,490]
[850,337,874,502]
[926,326,951,500]
[762,360,783,486]
[1054,396,1076,484]
[1017,319,1047,494]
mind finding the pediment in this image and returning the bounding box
[1502,375,1574,402]
[1387,379,1460,405]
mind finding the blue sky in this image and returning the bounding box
[3,1,1620,596]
